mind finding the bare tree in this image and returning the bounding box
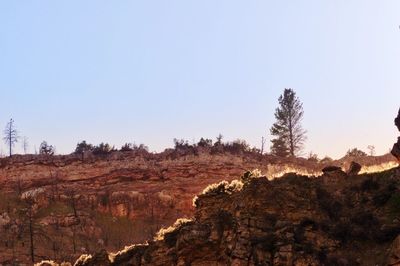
[3,118,19,157]
[22,136,29,154]
[367,145,376,156]
[260,136,266,154]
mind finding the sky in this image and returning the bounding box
[0,1,400,159]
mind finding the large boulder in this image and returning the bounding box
[392,108,400,161]
[322,166,342,174]
[392,137,400,162]
[347,161,362,176]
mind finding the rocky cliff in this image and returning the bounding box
[37,166,400,266]
[0,151,397,265]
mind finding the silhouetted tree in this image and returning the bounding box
[270,89,306,157]
[367,145,376,156]
[121,143,133,151]
[3,118,19,157]
[346,148,367,157]
[215,134,223,145]
[270,138,289,157]
[39,141,55,155]
[92,143,113,155]
[197,138,213,148]
[307,152,319,162]
[74,141,93,154]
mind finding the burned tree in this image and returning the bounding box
[3,118,19,157]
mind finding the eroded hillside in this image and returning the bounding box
[0,151,397,264]
[38,167,400,266]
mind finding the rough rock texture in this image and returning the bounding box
[44,167,400,266]
[1,152,397,264]
[347,161,362,176]
[388,236,400,266]
[392,108,400,161]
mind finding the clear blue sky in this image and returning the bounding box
[0,1,399,158]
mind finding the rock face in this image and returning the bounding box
[1,152,397,264]
[43,168,400,266]
[346,161,362,176]
[388,235,400,266]
[392,108,400,161]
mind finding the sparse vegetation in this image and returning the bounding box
[200,179,244,196]
[39,141,55,155]
[92,143,114,155]
[154,218,193,246]
[346,148,367,157]
[74,141,93,155]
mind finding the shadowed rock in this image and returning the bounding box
[347,161,362,176]
[392,108,400,161]
[36,168,400,266]
[322,165,343,174]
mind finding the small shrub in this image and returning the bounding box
[197,138,213,148]
[93,143,114,155]
[201,179,243,196]
[307,152,319,163]
[120,143,133,151]
[39,141,55,155]
[345,148,367,157]
[241,169,262,185]
[320,156,333,164]
[74,141,93,154]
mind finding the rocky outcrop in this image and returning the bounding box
[1,152,398,264]
[392,108,400,161]
[41,167,400,266]
[346,161,362,176]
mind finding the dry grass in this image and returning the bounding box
[154,218,193,241]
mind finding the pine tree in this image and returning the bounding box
[270,138,289,157]
[270,88,306,157]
